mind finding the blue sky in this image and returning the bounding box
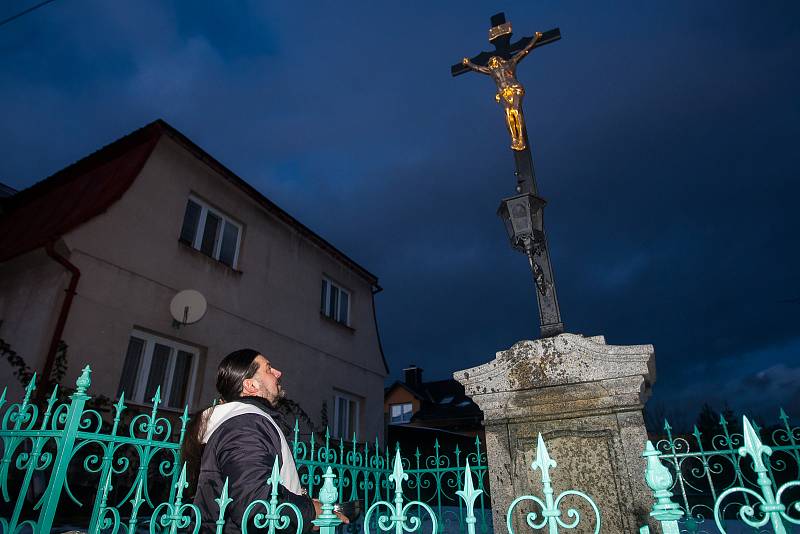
[2,1,798,425]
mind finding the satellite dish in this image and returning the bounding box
[170,289,207,326]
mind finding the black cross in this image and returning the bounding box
[451,12,561,195]
[451,12,565,338]
[450,13,561,77]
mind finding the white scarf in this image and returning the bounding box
[200,401,303,495]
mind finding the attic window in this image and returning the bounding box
[390,402,412,424]
[179,197,242,268]
[438,396,455,404]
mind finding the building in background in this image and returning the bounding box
[0,183,17,199]
[384,365,484,450]
[0,120,388,442]
[0,183,17,215]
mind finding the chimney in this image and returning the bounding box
[403,364,423,389]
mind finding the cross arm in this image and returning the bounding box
[450,27,561,77]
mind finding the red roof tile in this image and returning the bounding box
[0,119,379,287]
[0,122,162,262]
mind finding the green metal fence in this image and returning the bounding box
[2,367,799,533]
[291,426,490,534]
[0,367,490,533]
[0,368,187,533]
[641,415,800,533]
[648,411,800,532]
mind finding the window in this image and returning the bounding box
[333,392,360,440]
[117,330,199,410]
[179,196,242,268]
[320,278,350,326]
[390,402,413,424]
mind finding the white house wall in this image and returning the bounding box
[0,247,70,399]
[10,134,386,442]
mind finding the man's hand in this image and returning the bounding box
[311,499,350,531]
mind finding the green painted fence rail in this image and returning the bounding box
[0,368,489,533]
[648,411,800,532]
[0,368,186,533]
[1,367,799,533]
[291,425,491,534]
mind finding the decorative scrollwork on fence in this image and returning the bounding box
[652,410,800,532]
[291,424,491,534]
[505,434,601,534]
[242,457,304,534]
[711,417,800,534]
[364,450,439,534]
[150,463,201,534]
[0,365,495,532]
[0,366,188,533]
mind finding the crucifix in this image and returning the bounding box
[452,12,564,338]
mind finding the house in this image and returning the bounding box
[0,183,17,215]
[384,365,484,447]
[0,183,16,198]
[0,120,388,442]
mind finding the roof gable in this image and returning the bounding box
[0,123,160,262]
[0,119,388,376]
[384,381,426,401]
[0,120,380,288]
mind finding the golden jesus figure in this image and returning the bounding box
[461,31,543,151]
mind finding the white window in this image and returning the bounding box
[179,196,242,268]
[320,278,351,326]
[390,402,413,424]
[333,392,360,440]
[117,330,199,410]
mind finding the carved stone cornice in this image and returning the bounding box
[454,334,655,419]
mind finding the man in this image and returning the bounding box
[188,349,348,532]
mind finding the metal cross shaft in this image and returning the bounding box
[453,12,564,338]
[516,132,564,337]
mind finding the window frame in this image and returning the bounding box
[333,391,360,440]
[118,329,200,410]
[390,402,413,424]
[320,277,352,326]
[180,195,243,269]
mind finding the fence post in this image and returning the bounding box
[313,467,342,534]
[37,365,92,533]
[455,462,483,534]
[87,393,126,533]
[642,441,684,534]
[712,416,795,534]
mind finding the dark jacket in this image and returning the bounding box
[193,397,315,533]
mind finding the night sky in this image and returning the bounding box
[2,1,798,425]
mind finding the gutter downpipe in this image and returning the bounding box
[42,240,81,395]
[370,284,389,376]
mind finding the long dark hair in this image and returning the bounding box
[181,348,262,496]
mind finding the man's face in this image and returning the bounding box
[242,355,284,404]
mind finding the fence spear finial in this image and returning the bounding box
[75,366,91,392]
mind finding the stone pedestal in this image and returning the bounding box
[454,333,655,534]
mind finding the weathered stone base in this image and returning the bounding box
[455,333,655,534]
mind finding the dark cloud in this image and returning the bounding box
[1,1,798,421]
